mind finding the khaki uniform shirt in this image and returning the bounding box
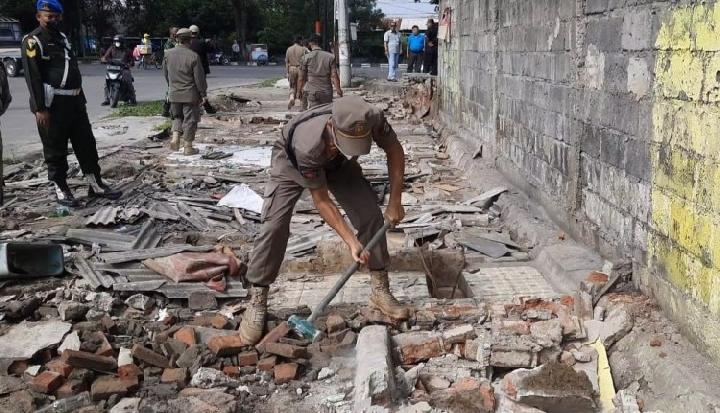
[285,44,306,67]
[271,102,399,189]
[300,46,337,94]
[163,44,207,103]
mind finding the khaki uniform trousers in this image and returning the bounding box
[245,158,389,286]
[171,102,201,141]
[288,66,300,98]
[302,89,333,110]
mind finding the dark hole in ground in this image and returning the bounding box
[418,246,473,299]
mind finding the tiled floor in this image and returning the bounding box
[464,265,558,301]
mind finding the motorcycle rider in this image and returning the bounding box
[101,35,136,106]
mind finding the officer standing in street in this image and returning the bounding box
[285,35,306,110]
[238,95,410,344]
[22,0,122,207]
[297,34,342,110]
[163,28,207,156]
[0,58,11,205]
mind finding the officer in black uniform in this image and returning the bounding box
[22,0,122,207]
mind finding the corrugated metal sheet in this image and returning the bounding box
[65,229,135,251]
[286,228,333,257]
[98,244,214,264]
[176,202,210,230]
[143,202,180,221]
[74,257,117,289]
[85,206,121,226]
[129,219,162,250]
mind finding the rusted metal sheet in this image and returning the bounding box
[98,245,215,264]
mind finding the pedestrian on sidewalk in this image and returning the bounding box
[285,36,307,109]
[238,96,411,345]
[298,34,342,110]
[232,39,241,62]
[163,28,207,156]
[22,0,122,207]
[0,57,11,205]
[384,21,402,81]
[407,25,425,73]
[424,19,438,76]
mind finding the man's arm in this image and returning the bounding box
[193,57,208,102]
[310,186,370,264]
[297,57,307,98]
[383,138,405,226]
[162,55,169,83]
[330,60,343,97]
[22,36,49,129]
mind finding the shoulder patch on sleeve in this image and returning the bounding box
[25,38,37,58]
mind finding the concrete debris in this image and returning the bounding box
[190,367,240,389]
[354,325,397,409]
[585,306,634,348]
[0,320,72,361]
[503,362,596,412]
[430,377,496,413]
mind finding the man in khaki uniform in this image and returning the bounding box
[286,36,306,110]
[298,34,342,110]
[0,59,11,204]
[163,28,208,156]
[238,96,409,344]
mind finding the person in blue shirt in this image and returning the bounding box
[406,25,425,73]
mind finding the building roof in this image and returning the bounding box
[0,16,20,23]
[399,18,431,31]
[376,0,437,19]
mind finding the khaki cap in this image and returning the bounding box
[332,96,374,156]
[176,28,192,38]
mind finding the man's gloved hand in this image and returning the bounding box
[384,201,405,228]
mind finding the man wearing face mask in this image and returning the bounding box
[22,0,122,207]
[101,35,136,106]
[237,95,410,344]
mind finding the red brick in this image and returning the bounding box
[46,359,74,378]
[393,331,444,364]
[223,366,240,377]
[495,320,531,335]
[160,368,188,387]
[31,371,65,394]
[238,350,259,367]
[255,321,289,353]
[207,336,246,357]
[263,342,308,359]
[273,363,298,384]
[650,336,663,347]
[174,327,197,346]
[118,364,143,378]
[93,332,114,357]
[90,375,138,401]
[431,377,496,413]
[8,360,28,376]
[326,314,346,334]
[62,350,118,373]
[210,314,231,329]
[55,379,87,399]
[131,344,169,368]
[586,271,609,283]
[257,356,277,372]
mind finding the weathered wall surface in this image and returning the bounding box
[437,0,720,362]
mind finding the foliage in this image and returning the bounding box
[111,100,164,117]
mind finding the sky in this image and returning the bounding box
[374,0,438,18]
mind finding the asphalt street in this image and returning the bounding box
[1,64,286,159]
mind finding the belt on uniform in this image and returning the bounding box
[52,88,82,96]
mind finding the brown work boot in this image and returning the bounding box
[369,270,410,320]
[288,93,295,110]
[238,285,269,345]
[169,131,181,151]
[183,140,199,156]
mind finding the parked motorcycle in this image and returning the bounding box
[104,59,135,108]
[209,51,230,66]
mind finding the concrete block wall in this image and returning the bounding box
[437,0,720,362]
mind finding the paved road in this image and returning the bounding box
[1,64,286,159]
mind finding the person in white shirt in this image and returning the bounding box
[232,40,241,62]
[383,21,403,81]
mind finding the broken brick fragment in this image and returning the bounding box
[257,356,277,372]
[161,368,188,387]
[118,364,143,378]
[326,314,346,334]
[255,321,289,353]
[263,342,308,359]
[30,371,65,394]
[207,336,246,357]
[92,332,114,357]
[46,359,74,378]
[393,331,444,364]
[131,344,169,368]
[238,350,259,367]
[430,377,495,413]
[210,314,231,330]
[55,379,87,399]
[273,363,299,384]
[173,327,197,346]
[494,320,531,336]
[223,366,240,377]
[502,361,595,412]
[63,350,118,373]
[90,375,138,401]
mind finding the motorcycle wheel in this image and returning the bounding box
[221,57,230,66]
[110,84,120,108]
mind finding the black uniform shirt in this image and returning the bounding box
[22,26,84,113]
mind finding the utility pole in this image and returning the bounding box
[336,0,351,87]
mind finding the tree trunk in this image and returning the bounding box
[231,0,249,61]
